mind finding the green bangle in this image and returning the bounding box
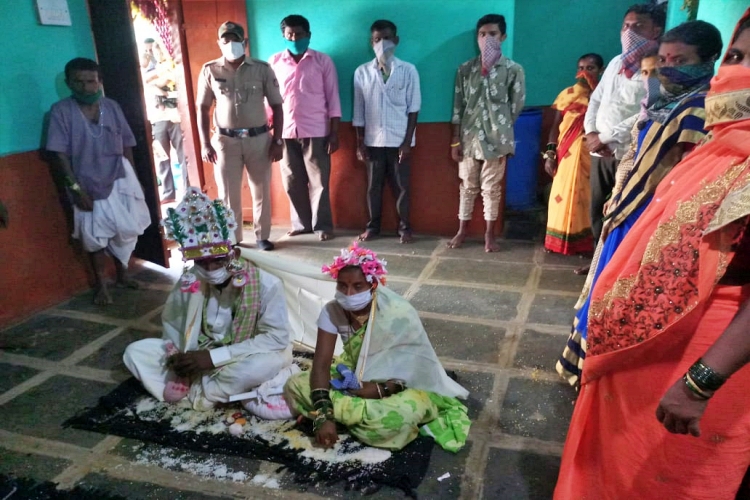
[688,359,727,392]
[545,143,557,151]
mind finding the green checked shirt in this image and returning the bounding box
[452,55,526,160]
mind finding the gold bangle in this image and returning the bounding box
[450,142,461,148]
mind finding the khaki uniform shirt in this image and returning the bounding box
[452,55,526,160]
[197,56,283,130]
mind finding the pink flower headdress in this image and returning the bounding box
[322,241,387,285]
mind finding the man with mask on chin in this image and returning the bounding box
[197,21,284,252]
[578,3,665,275]
[124,188,294,413]
[353,20,421,244]
[46,58,151,305]
[269,15,342,242]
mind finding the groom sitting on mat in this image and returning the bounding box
[123,188,294,412]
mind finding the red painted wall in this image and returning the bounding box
[0,151,92,328]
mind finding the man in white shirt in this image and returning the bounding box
[353,20,421,244]
[583,4,665,255]
[123,188,293,411]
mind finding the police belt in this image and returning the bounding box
[218,125,269,138]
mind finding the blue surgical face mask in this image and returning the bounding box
[285,37,310,56]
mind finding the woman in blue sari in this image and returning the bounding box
[557,21,724,385]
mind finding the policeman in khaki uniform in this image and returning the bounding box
[197,21,284,251]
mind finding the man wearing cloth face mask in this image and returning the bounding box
[268,15,342,242]
[450,14,526,253]
[197,21,284,252]
[582,4,665,274]
[353,20,421,244]
[124,188,294,412]
[46,57,151,306]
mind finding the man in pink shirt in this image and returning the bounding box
[269,15,342,241]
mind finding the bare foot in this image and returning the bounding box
[447,232,466,249]
[115,278,140,289]
[484,235,501,253]
[399,231,413,244]
[94,284,113,305]
[358,231,376,242]
[574,266,590,275]
[287,229,313,236]
[318,232,333,241]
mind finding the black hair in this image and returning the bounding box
[144,37,155,44]
[624,3,667,30]
[476,14,506,35]
[371,19,397,35]
[662,20,723,62]
[733,18,750,43]
[280,14,310,34]
[64,57,101,81]
[578,53,604,69]
[641,47,659,60]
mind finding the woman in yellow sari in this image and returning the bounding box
[544,53,604,255]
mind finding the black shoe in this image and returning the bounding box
[257,239,275,251]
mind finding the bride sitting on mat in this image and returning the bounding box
[283,242,471,452]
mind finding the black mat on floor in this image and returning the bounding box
[64,377,434,497]
[0,474,128,500]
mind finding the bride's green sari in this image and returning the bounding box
[285,320,470,452]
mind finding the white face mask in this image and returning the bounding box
[335,289,373,311]
[193,264,231,285]
[373,39,396,68]
[220,41,245,61]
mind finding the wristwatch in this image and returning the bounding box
[274,138,283,146]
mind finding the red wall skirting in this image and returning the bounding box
[0,150,93,329]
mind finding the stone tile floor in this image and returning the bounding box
[0,212,589,499]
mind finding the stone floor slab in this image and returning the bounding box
[78,473,234,500]
[436,240,537,263]
[416,442,472,499]
[537,268,587,293]
[357,235,442,257]
[58,288,170,321]
[0,449,71,482]
[540,250,588,268]
[457,370,495,421]
[410,285,521,321]
[482,448,560,500]
[0,315,114,361]
[513,330,568,372]
[384,280,412,296]
[431,259,532,287]
[498,377,576,442]
[526,294,578,326]
[421,318,503,364]
[0,363,42,393]
[77,328,160,372]
[0,375,115,448]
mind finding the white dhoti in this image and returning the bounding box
[123,338,293,410]
[73,157,151,267]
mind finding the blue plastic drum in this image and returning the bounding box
[506,108,543,210]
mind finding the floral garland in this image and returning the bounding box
[322,242,387,285]
[132,0,175,59]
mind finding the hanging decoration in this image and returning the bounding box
[682,0,699,21]
[131,0,175,59]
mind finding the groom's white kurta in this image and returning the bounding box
[124,269,292,410]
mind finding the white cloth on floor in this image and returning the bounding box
[72,157,150,266]
[240,364,301,420]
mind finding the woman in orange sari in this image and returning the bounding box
[555,11,750,499]
[544,54,603,255]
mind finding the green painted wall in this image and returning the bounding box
[666,0,690,28]
[697,0,748,60]
[513,0,637,107]
[0,1,96,156]
[246,0,515,123]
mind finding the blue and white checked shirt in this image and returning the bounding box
[353,57,421,148]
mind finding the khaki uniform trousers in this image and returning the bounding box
[212,132,271,242]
